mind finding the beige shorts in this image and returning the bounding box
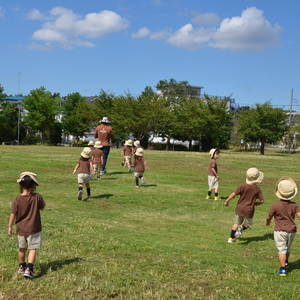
[274,231,296,254]
[93,163,101,172]
[17,231,42,250]
[78,173,90,184]
[134,172,143,178]
[208,175,219,189]
[234,215,253,228]
[124,156,132,163]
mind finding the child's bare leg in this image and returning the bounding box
[232,224,238,231]
[279,254,287,267]
[19,248,27,263]
[28,249,36,264]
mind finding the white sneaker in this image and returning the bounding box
[141,177,146,184]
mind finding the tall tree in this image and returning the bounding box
[22,86,61,143]
[237,101,288,155]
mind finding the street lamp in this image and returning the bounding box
[18,72,22,95]
[17,100,22,145]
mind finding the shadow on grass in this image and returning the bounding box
[240,233,273,244]
[287,259,300,273]
[141,184,157,188]
[90,194,114,199]
[36,257,84,278]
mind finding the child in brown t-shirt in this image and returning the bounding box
[206,148,221,201]
[8,172,46,279]
[132,148,150,187]
[224,167,264,243]
[266,177,300,277]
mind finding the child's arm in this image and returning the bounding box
[224,192,236,206]
[8,213,15,236]
[296,211,300,219]
[144,160,150,171]
[211,167,219,179]
[255,199,264,206]
[266,214,273,226]
[72,163,79,174]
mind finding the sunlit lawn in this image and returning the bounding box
[0,145,300,299]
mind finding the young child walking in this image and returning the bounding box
[72,147,95,200]
[132,148,150,187]
[121,140,134,171]
[206,148,221,201]
[266,177,300,277]
[224,167,264,243]
[92,141,104,180]
[8,172,46,279]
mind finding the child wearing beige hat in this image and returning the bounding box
[206,148,221,201]
[8,172,46,279]
[92,141,104,180]
[132,148,150,187]
[225,167,264,243]
[266,177,300,277]
[72,147,95,200]
[121,140,134,171]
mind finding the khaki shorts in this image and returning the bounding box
[234,215,253,228]
[274,231,296,254]
[78,173,90,184]
[124,156,132,163]
[208,175,219,189]
[17,231,42,250]
[93,163,101,172]
[134,172,143,178]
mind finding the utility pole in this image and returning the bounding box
[289,88,294,125]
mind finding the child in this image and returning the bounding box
[88,141,95,179]
[224,167,264,243]
[121,140,134,171]
[92,141,104,180]
[266,177,300,277]
[72,147,95,200]
[133,140,141,154]
[8,172,46,279]
[132,148,150,187]
[206,148,221,201]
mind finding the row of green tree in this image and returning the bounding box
[0,79,293,154]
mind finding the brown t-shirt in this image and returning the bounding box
[268,200,300,232]
[208,159,217,176]
[122,145,133,156]
[94,124,114,146]
[78,157,91,174]
[133,156,145,173]
[92,148,103,164]
[10,193,46,236]
[234,184,264,218]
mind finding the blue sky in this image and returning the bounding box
[1,0,300,110]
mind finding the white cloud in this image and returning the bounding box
[27,9,44,20]
[209,7,282,52]
[132,27,151,38]
[192,12,220,26]
[30,7,129,49]
[0,6,4,18]
[166,24,214,49]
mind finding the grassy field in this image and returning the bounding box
[1,145,300,299]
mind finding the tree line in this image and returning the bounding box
[0,79,294,154]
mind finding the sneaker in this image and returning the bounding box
[87,195,92,199]
[228,238,238,243]
[234,226,243,239]
[78,190,83,200]
[285,261,289,268]
[206,195,212,200]
[278,268,287,277]
[97,177,100,180]
[136,185,140,188]
[214,196,221,201]
[18,265,26,273]
[24,268,34,279]
[141,177,146,184]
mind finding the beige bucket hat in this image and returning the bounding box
[100,117,110,123]
[88,141,94,146]
[135,148,144,157]
[17,172,39,186]
[275,176,297,200]
[209,148,219,159]
[134,140,140,147]
[246,167,264,184]
[81,147,92,158]
[94,141,103,148]
[125,140,133,146]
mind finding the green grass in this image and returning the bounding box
[1,145,300,299]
